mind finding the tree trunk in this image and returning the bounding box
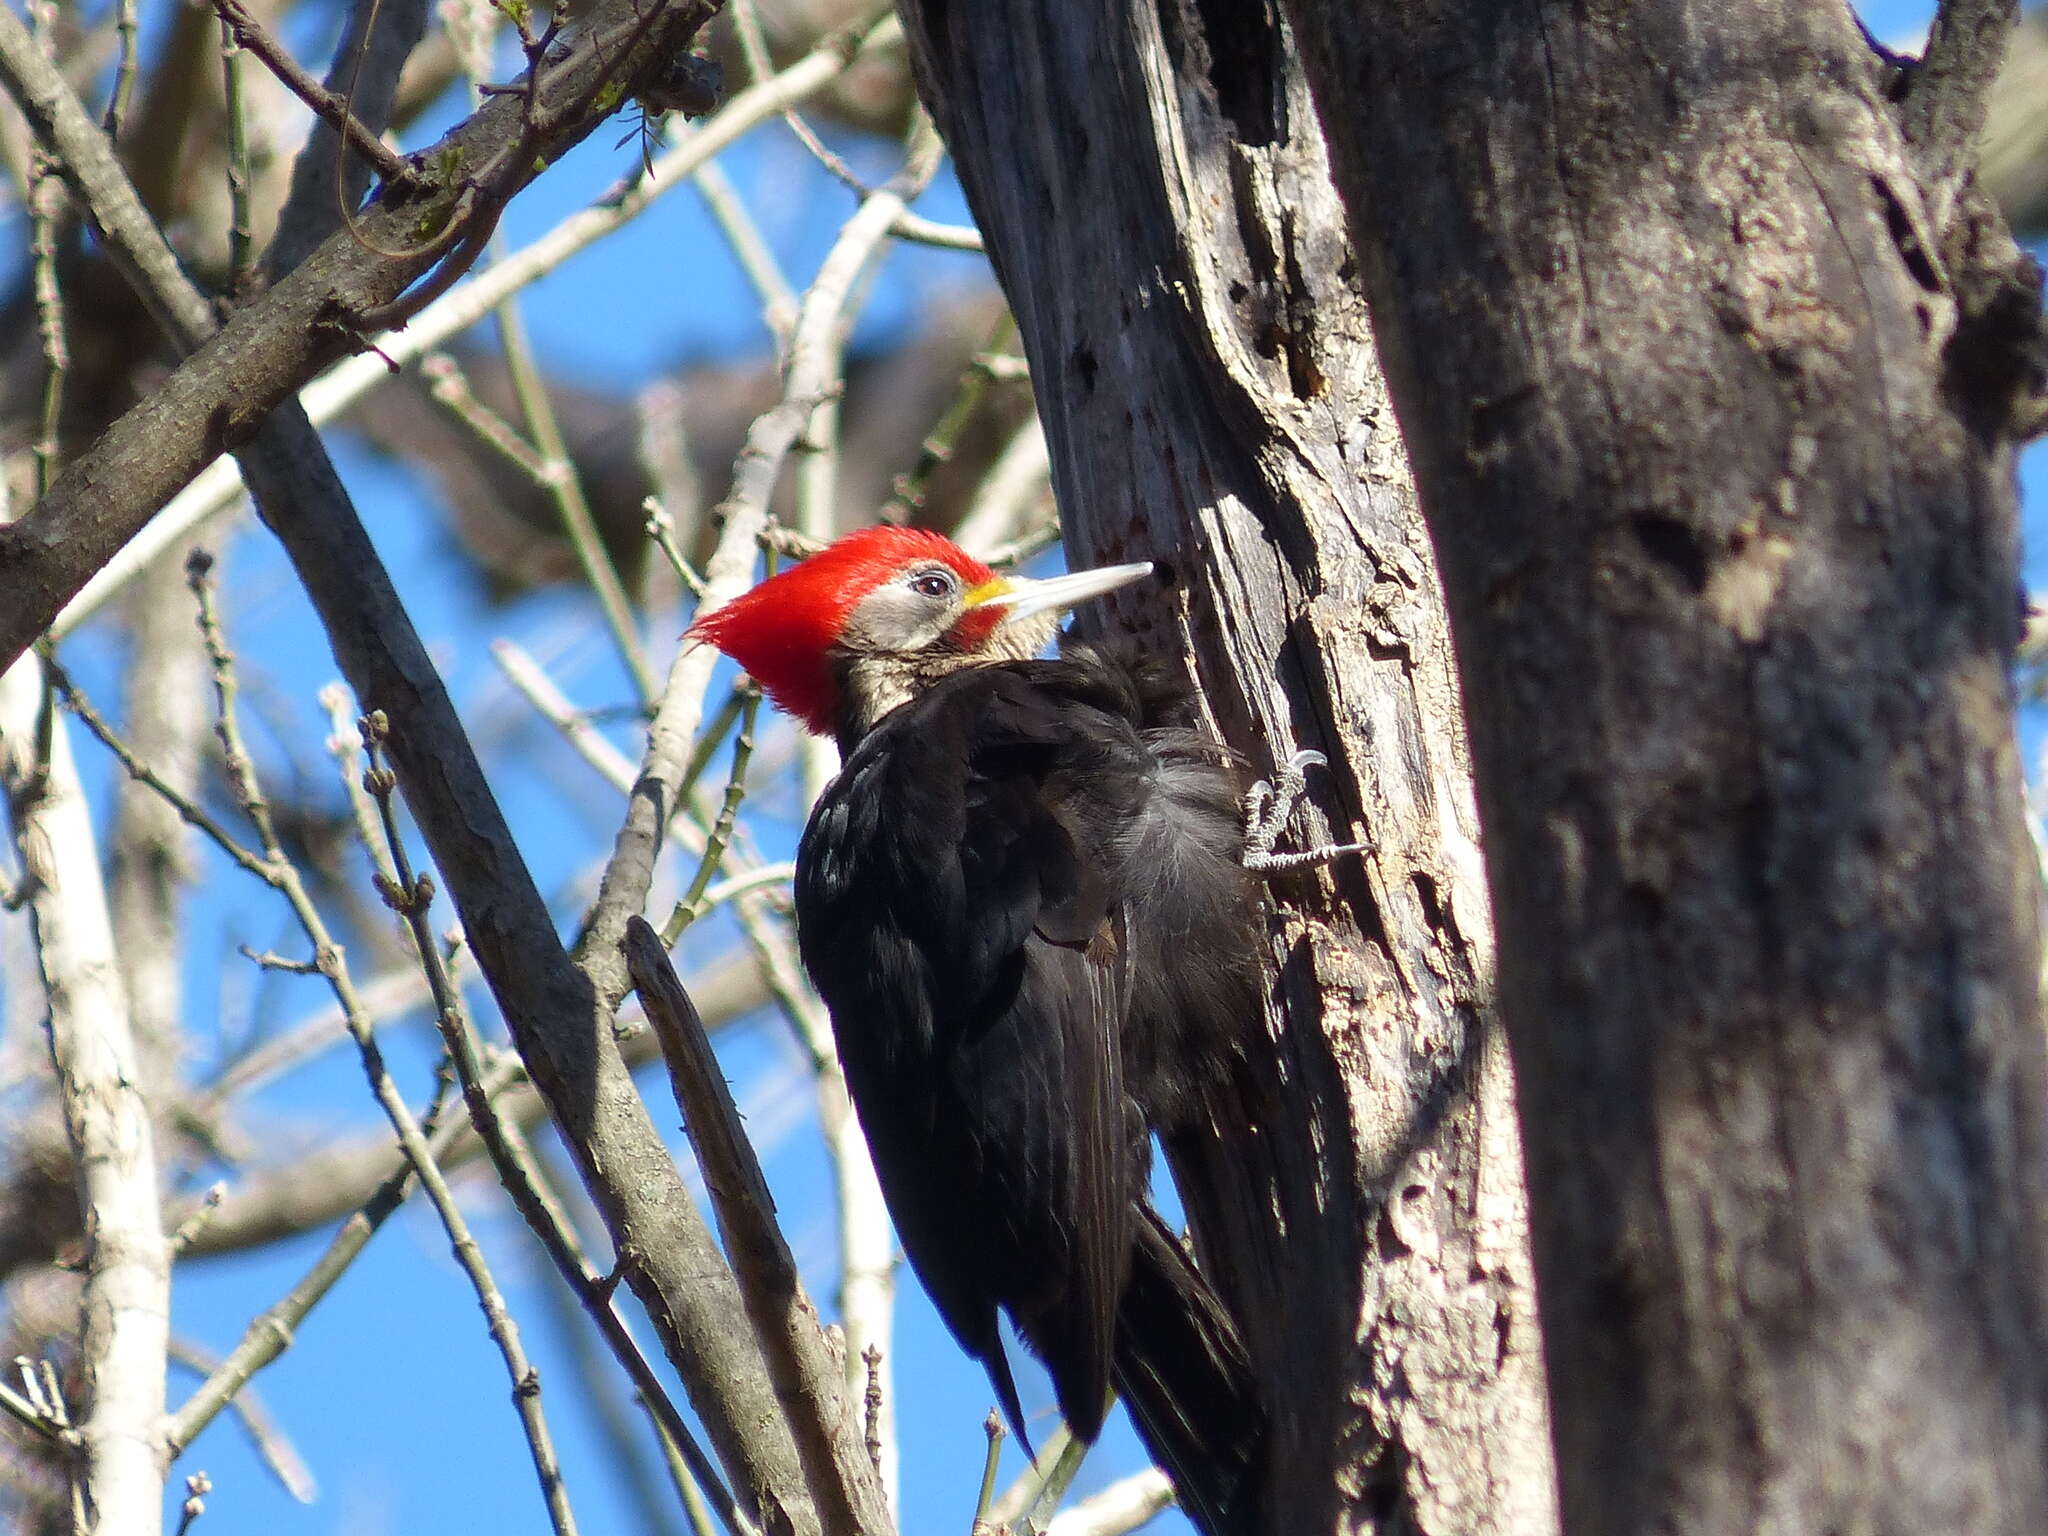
[897,5,1559,1533]
[1282,1,2048,1532]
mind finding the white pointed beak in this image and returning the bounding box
[962,561,1155,624]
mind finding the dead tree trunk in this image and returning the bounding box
[898,5,1559,1533]
[1283,1,2048,1532]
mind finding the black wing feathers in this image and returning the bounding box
[794,646,1264,1530]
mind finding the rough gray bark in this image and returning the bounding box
[1282,1,2048,1532]
[898,5,1557,1533]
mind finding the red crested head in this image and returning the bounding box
[688,526,997,734]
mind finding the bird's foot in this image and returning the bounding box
[1242,749,1367,873]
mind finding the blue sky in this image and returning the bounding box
[8,2,2042,1534]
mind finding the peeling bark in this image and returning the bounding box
[898,4,1558,1531]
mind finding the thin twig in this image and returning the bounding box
[166,1339,315,1502]
[28,150,65,500]
[883,310,1019,524]
[102,0,140,137]
[357,713,755,1536]
[167,1184,227,1257]
[862,1346,884,1477]
[792,110,947,555]
[487,637,711,856]
[422,352,553,480]
[320,681,402,891]
[987,1424,1078,1530]
[971,1409,1006,1535]
[646,498,710,599]
[208,0,414,188]
[727,0,775,83]
[175,1472,212,1535]
[696,863,796,910]
[493,278,657,701]
[168,947,770,1260]
[889,208,983,251]
[181,567,582,1536]
[45,654,274,882]
[218,15,256,296]
[165,1056,506,1452]
[0,1373,66,1442]
[662,685,760,942]
[1043,1469,1175,1536]
[952,417,1053,561]
[53,11,908,638]
[689,152,799,340]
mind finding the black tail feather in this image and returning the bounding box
[1110,1209,1265,1536]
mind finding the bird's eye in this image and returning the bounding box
[910,570,955,599]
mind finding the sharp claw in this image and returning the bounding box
[1240,745,1360,873]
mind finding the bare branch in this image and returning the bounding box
[165,1337,315,1503]
[0,657,169,1536]
[627,917,888,1535]
[0,1,216,350]
[1043,1470,1175,1536]
[0,0,722,673]
[206,0,412,200]
[187,567,584,1536]
[1899,0,2021,215]
[157,949,766,1260]
[49,14,906,642]
[165,1056,513,1452]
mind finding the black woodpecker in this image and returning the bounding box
[691,526,1285,1536]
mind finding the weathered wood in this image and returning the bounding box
[898,5,1558,1532]
[1284,1,2048,1531]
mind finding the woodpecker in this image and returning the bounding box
[692,526,1297,1536]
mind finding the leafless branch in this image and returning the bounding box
[0,657,170,1536]
[354,710,748,1535]
[1043,1469,1175,1536]
[183,563,583,1536]
[627,916,888,1535]
[0,0,721,672]
[165,1337,316,1503]
[165,1055,507,1452]
[49,12,905,643]
[208,0,413,190]
[1899,0,2021,216]
[0,1,215,350]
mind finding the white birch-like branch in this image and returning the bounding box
[0,655,169,1536]
[1043,1469,1175,1536]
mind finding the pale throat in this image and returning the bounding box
[830,609,1060,745]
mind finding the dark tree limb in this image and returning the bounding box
[234,415,832,1536]
[262,0,432,277]
[0,2,215,349]
[1283,1,2048,1532]
[0,0,717,673]
[627,917,892,1536]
